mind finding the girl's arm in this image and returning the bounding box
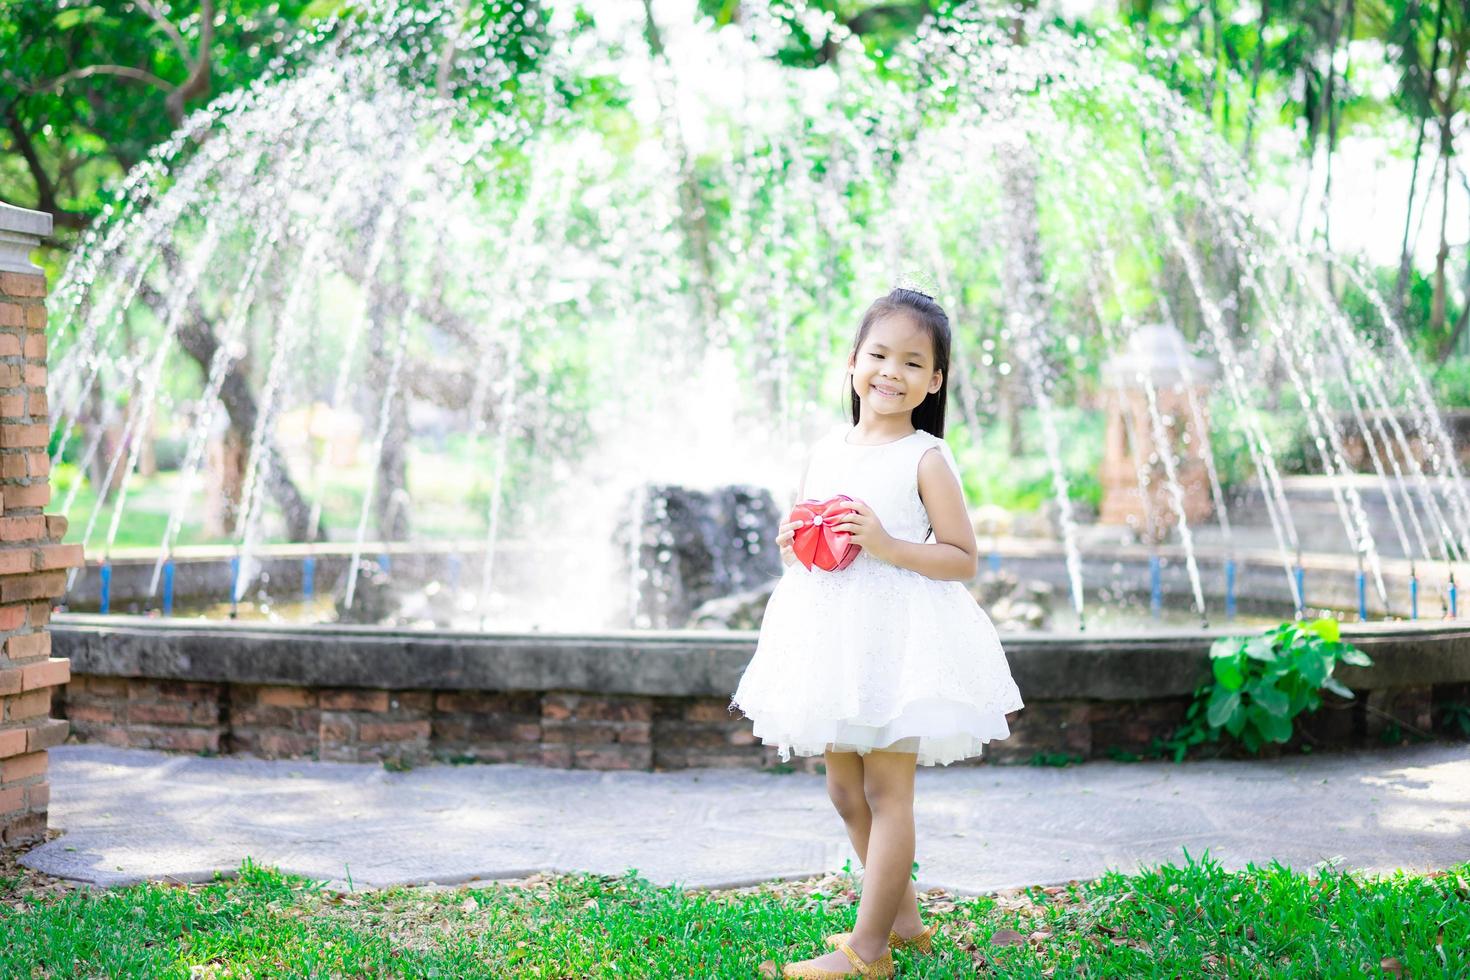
[877,447,979,581]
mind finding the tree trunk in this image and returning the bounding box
[1396,0,1442,318]
[1428,143,1452,339]
[140,280,324,542]
[999,141,1046,458]
[164,0,214,125]
[997,369,1024,456]
[365,276,413,543]
[640,0,722,352]
[1449,168,1470,361]
[1322,0,1354,295]
[995,1,1042,457]
[1440,218,1470,363]
[1431,130,1454,340]
[1242,0,1270,163]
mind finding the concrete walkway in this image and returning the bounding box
[20,743,1470,894]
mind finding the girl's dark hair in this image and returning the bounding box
[847,287,952,437]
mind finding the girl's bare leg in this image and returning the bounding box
[824,749,925,935]
[841,748,919,963]
[782,749,926,974]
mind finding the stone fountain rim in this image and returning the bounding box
[52,611,1470,645]
[50,613,1470,701]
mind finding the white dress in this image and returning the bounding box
[729,424,1025,766]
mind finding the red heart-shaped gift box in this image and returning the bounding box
[788,495,863,571]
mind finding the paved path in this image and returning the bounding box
[20,743,1470,893]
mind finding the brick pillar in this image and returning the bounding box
[0,203,82,847]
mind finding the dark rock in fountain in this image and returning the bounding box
[392,579,462,628]
[333,559,393,625]
[690,580,779,630]
[617,484,783,628]
[970,570,1054,632]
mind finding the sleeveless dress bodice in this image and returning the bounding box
[802,426,955,546]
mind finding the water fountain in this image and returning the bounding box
[33,0,1470,768]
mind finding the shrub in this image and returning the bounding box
[1160,618,1372,760]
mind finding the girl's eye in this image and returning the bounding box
[869,352,921,367]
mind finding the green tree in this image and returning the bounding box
[0,0,566,542]
[1370,0,1470,354]
[0,0,331,237]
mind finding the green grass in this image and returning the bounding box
[2,852,1465,977]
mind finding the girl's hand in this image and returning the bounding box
[832,500,893,562]
[775,520,802,567]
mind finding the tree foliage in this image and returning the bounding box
[0,0,557,244]
[0,0,332,235]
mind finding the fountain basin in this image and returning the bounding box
[52,615,1470,770]
[61,538,1462,627]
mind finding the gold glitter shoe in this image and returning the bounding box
[781,940,895,978]
[825,923,936,955]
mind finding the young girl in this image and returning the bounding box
[729,287,1025,978]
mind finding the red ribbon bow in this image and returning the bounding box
[788,495,864,571]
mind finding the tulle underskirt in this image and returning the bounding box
[744,695,1015,767]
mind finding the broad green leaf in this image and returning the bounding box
[1321,676,1355,700]
[1210,636,1244,660]
[1296,650,1330,687]
[1207,687,1241,727]
[1246,703,1276,736]
[1243,635,1276,661]
[1213,655,1245,690]
[1260,709,1293,743]
[1305,617,1340,643]
[1252,683,1289,717]
[1338,646,1372,667]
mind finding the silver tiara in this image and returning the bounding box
[894,271,939,301]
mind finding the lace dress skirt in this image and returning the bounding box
[729,549,1025,767]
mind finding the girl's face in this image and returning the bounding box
[848,313,942,422]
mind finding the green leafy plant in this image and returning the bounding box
[1378,721,1410,746]
[1161,619,1372,761]
[1434,700,1470,738]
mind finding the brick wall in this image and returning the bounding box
[50,674,1470,769]
[65,676,222,753]
[58,677,824,771]
[0,224,84,846]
